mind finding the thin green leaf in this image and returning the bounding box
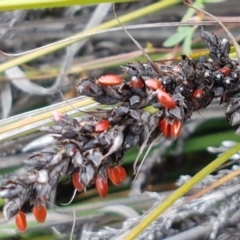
[183,27,194,54]
[163,27,192,47]
[181,8,196,22]
[180,1,203,23]
[164,0,204,48]
[0,0,134,11]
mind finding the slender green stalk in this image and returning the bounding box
[125,142,240,240]
[0,0,134,11]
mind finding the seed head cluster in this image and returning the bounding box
[1,29,240,232]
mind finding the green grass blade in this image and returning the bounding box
[125,142,240,240]
[0,0,135,11]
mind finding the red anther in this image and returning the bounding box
[52,111,63,122]
[97,74,123,86]
[95,176,108,198]
[171,120,182,138]
[159,118,171,138]
[15,211,27,232]
[72,172,84,192]
[131,76,145,88]
[33,205,47,223]
[157,89,176,109]
[193,88,205,99]
[145,78,162,90]
[107,167,121,186]
[219,67,231,77]
[117,165,127,182]
[95,120,110,132]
